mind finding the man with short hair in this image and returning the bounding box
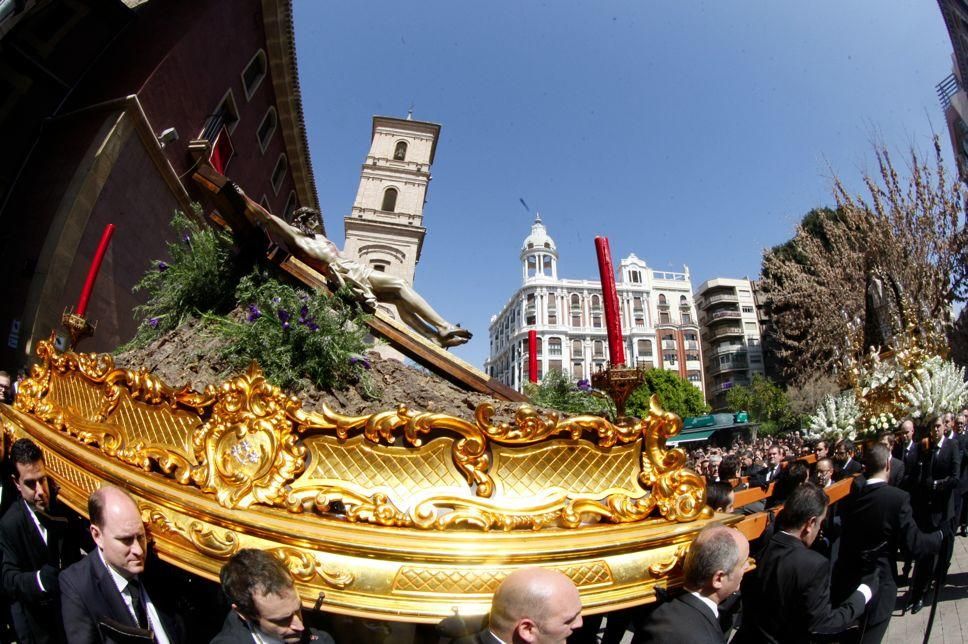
[834,444,941,642]
[482,567,582,644]
[814,440,829,461]
[60,485,183,643]
[893,419,919,492]
[0,371,12,404]
[834,440,862,479]
[213,549,333,643]
[758,446,782,485]
[908,415,962,612]
[738,483,872,643]
[813,458,834,489]
[877,433,905,488]
[635,525,750,643]
[0,438,84,643]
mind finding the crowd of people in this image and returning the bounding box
[0,400,965,643]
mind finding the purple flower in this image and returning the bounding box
[349,355,371,369]
[307,322,319,332]
[157,261,169,271]
[272,297,282,305]
[300,305,309,319]
[281,321,290,331]
[182,233,191,244]
[148,317,160,329]
[576,378,591,392]
[277,309,290,323]
[246,304,262,322]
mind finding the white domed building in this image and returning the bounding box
[485,216,705,397]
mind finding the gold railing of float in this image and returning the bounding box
[1,339,729,622]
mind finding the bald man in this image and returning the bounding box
[482,567,582,644]
[60,485,184,643]
[634,525,750,643]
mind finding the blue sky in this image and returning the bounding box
[293,2,954,369]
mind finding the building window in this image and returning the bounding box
[593,340,604,358]
[284,191,296,219]
[572,362,584,379]
[742,306,754,314]
[548,360,563,374]
[658,294,667,306]
[571,339,583,357]
[535,337,542,356]
[680,295,688,306]
[630,271,641,283]
[547,298,557,325]
[637,339,652,357]
[394,141,408,160]
[371,262,387,272]
[271,154,288,195]
[241,50,268,100]
[682,313,692,324]
[664,352,677,365]
[257,107,277,153]
[548,338,562,356]
[381,187,398,212]
[527,255,537,278]
[570,294,582,327]
[660,312,670,324]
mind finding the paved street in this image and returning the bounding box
[884,532,968,644]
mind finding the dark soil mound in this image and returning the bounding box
[114,316,523,420]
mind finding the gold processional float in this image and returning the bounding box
[1,337,727,623]
[0,167,728,624]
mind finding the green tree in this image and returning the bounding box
[525,370,615,418]
[725,374,799,435]
[625,369,709,420]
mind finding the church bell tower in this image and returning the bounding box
[342,115,441,286]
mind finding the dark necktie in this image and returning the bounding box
[128,578,149,629]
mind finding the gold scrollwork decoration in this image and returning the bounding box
[648,543,689,578]
[641,395,711,523]
[267,546,354,589]
[190,363,306,509]
[142,507,240,559]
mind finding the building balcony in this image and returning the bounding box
[684,340,699,351]
[709,326,744,340]
[706,360,749,377]
[661,339,677,350]
[708,310,742,322]
[699,292,738,310]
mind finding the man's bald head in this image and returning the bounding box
[489,568,582,643]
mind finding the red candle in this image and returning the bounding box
[528,330,538,383]
[76,224,116,317]
[594,236,625,367]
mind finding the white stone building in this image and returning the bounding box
[485,216,705,396]
[342,115,440,286]
[694,277,766,409]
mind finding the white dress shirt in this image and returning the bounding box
[98,549,172,644]
[689,591,720,618]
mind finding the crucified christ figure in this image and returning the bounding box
[236,190,471,348]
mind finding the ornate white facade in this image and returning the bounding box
[485,217,705,396]
[694,277,766,409]
[342,115,440,286]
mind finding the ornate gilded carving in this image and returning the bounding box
[14,340,708,528]
[267,547,354,589]
[190,363,306,509]
[142,506,240,559]
[648,543,688,578]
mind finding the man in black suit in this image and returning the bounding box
[212,549,334,643]
[0,438,85,644]
[60,485,183,643]
[635,525,750,643]
[893,419,919,490]
[834,439,863,480]
[737,483,873,644]
[480,567,582,644]
[877,434,905,488]
[834,444,942,642]
[909,415,962,612]
[955,411,968,536]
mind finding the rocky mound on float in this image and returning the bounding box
[114,316,521,419]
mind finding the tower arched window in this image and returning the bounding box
[393,141,407,161]
[658,294,667,306]
[381,187,398,212]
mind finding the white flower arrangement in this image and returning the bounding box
[864,412,896,435]
[808,391,861,441]
[899,356,968,419]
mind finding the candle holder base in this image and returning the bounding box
[592,364,645,420]
[61,310,95,349]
